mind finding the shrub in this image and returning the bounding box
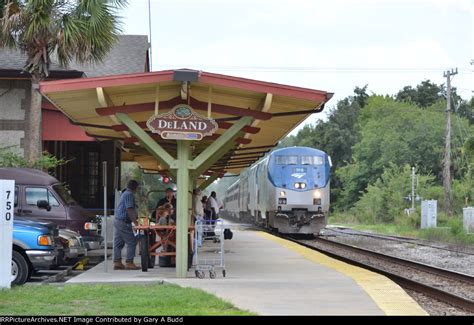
[0,146,67,170]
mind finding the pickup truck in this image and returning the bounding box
[12,219,61,285]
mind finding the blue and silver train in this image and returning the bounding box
[222,146,331,234]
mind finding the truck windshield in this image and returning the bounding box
[53,184,77,205]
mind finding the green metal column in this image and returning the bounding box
[176,140,190,278]
[115,113,175,169]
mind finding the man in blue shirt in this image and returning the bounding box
[113,180,140,270]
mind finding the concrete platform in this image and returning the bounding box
[66,226,426,315]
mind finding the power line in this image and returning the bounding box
[154,65,472,73]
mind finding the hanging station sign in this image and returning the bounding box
[147,104,218,141]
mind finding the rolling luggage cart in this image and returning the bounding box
[193,219,226,279]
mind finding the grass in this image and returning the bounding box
[333,223,420,238]
[329,213,474,247]
[0,284,254,316]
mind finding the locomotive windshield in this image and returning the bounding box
[275,155,298,165]
[301,156,324,165]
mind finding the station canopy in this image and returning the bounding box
[40,69,333,178]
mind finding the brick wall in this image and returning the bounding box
[0,79,31,156]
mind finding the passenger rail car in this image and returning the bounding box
[222,147,331,234]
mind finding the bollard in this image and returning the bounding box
[463,207,474,233]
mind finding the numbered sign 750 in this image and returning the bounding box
[0,180,15,225]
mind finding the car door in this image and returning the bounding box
[22,186,67,228]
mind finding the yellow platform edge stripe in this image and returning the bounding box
[257,232,428,316]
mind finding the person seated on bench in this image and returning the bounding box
[156,203,173,225]
[156,203,175,250]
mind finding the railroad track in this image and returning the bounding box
[323,226,474,256]
[281,234,474,313]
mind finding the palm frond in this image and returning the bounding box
[22,0,54,42]
[0,1,23,47]
[75,0,123,63]
[55,13,86,66]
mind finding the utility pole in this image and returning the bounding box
[147,0,153,70]
[443,68,458,217]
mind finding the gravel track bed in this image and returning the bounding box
[403,289,471,316]
[301,238,474,302]
[321,227,474,275]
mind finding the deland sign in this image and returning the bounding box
[147,104,219,140]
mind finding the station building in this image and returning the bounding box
[0,35,149,210]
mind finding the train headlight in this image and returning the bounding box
[278,198,287,205]
[313,190,321,199]
[313,198,322,205]
[280,191,286,197]
[294,182,306,189]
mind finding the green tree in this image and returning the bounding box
[0,0,127,164]
[352,164,435,224]
[278,87,366,208]
[280,86,365,170]
[457,136,474,206]
[353,84,369,108]
[395,80,443,108]
[456,97,474,124]
[337,96,473,210]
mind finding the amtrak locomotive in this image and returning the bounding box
[222,146,331,234]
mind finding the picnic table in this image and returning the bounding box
[134,225,195,272]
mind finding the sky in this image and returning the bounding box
[119,0,473,133]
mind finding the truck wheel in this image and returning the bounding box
[11,251,30,285]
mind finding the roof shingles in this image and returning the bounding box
[0,35,149,77]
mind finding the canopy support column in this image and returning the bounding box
[175,140,191,278]
[115,113,175,170]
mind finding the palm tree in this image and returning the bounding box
[0,0,128,164]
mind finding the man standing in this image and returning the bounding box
[208,191,221,220]
[113,180,140,270]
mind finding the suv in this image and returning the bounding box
[0,168,102,249]
[12,219,61,285]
